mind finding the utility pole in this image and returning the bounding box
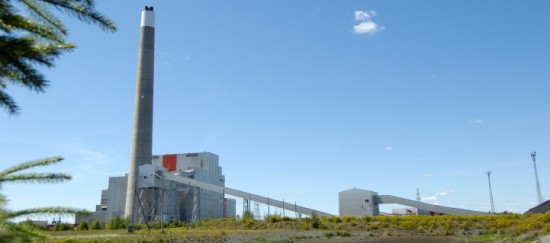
[486,171,495,213]
[531,152,544,205]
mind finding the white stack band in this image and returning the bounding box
[141,9,155,27]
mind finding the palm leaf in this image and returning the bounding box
[0,89,19,115]
[0,172,71,183]
[1,221,48,240]
[39,0,117,32]
[0,156,63,177]
[7,207,90,218]
[18,0,68,36]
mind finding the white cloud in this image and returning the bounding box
[353,10,384,35]
[384,146,393,151]
[421,190,451,202]
[354,21,383,35]
[354,10,371,21]
[422,196,437,201]
[467,119,484,124]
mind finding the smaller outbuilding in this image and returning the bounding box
[524,200,550,214]
[339,188,490,217]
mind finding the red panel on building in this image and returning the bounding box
[162,154,177,172]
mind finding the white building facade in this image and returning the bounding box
[78,152,236,224]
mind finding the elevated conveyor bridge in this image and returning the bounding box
[162,173,335,217]
[378,195,490,215]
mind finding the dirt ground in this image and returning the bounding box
[225,230,483,243]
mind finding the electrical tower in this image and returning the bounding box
[531,151,544,205]
[486,171,495,213]
[416,188,420,201]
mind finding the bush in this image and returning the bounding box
[90,220,102,230]
[171,220,184,228]
[342,216,356,223]
[310,212,320,229]
[106,215,126,230]
[52,223,71,231]
[133,223,151,231]
[17,219,46,230]
[401,220,417,230]
[77,221,89,230]
[243,211,254,219]
[266,216,283,223]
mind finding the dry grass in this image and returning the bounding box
[46,212,550,242]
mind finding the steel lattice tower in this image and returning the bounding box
[486,171,495,213]
[531,152,544,205]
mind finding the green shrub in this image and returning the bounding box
[78,221,89,230]
[401,220,416,230]
[17,220,46,231]
[266,216,282,223]
[106,215,126,230]
[310,212,320,229]
[342,216,356,223]
[149,221,161,229]
[133,223,144,230]
[90,220,102,230]
[52,223,71,231]
[242,217,254,229]
[361,216,373,223]
[243,211,254,219]
[170,220,184,228]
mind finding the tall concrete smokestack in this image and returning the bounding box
[125,6,155,221]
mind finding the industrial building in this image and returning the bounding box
[78,152,237,224]
[339,188,490,217]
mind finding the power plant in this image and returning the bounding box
[77,6,500,226]
[79,152,236,224]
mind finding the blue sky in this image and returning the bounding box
[2,1,549,221]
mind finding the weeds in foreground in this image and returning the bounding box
[47,212,550,242]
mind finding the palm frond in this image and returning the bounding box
[1,221,48,240]
[0,1,20,33]
[7,206,89,219]
[0,156,63,177]
[18,0,68,36]
[1,1,65,42]
[0,172,71,183]
[39,0,117,32]
[0,89,19,115]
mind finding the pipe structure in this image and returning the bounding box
[125,6,155,221]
